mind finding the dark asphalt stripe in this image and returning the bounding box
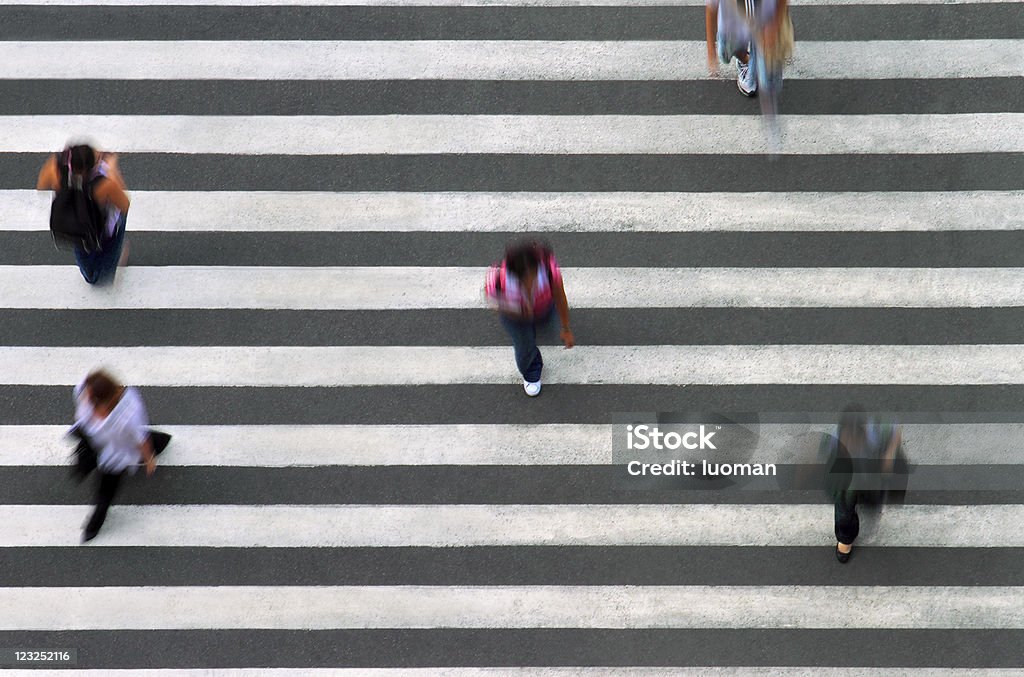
[2,546,1022,587]
[3,79,1021,115]
[5,153,1023,191]
[5,308,1024,347]
[10,231,1024,267]
[6,466,1020,506]
[1,5,1019,40]
[0,629,1021,668]
[5,385,1024,425]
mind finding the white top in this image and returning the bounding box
[73,380,150,474]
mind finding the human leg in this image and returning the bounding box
[73,246,103,284]
[84,470,123,541]
[835,491,860,562]
[91,214,128,286]
[499,314,544,385]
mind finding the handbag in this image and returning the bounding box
[67,425,98,482]
[150,430,172,455]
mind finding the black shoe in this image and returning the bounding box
[836,545,851,563]
[82,527,99,543]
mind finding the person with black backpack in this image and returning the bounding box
[36,144,130,285]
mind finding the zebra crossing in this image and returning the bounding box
[1,0,1023,672]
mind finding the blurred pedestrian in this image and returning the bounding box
[485,240,574,397]
[71,369,156,542]
[705,0,791,106]
[821,406,903,563]
[37,144,130,285]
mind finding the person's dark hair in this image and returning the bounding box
[67,145,96,175]
[504,239,550,279]
[85,369,121,407]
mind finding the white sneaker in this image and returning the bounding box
[737,59,757,97]
[523,380,542,397]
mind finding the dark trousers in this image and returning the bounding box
[86,470,124,535]
[835,491,860,545]
[74,213,126,285]
[499,309,554,382]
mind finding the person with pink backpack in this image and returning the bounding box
[485,241,574,397]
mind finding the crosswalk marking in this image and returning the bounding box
[0,41,1019,80]
[3,585,1024,630]
[16,672,1024,677]
[2,0,1022,669]
[8,190,1024,232]
[7,114,1024,154]
[9,344,1024,385]
[2,504,1022,547]
[0,0,1013,6]
[5,267,1024,309]
[4,423,1020,466]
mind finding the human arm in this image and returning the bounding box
[36,155,59,191]
[139,436,156,476]
[99,152,128,190]
[126,389,156,475]
[705,3,719,74]
[93,152,131,213]
[882,424,901,474]
[552,277,574,348]
[95,180,131,214]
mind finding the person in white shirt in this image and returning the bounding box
[73,369,155,542]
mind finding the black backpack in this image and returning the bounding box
[49,151,106,253]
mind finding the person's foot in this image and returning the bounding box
[524,380,542,397]
[737,58,757,97]
[82,526,100,543]
[836,542,852,563]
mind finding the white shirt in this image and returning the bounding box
[73,381,150,474]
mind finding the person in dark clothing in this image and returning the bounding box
[823,406,903,563]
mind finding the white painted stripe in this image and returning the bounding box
[19,667,1024,671]
[0,41,1018,80]
[2,504,1021,547]
[19,672,1024,677]
[0,424,609,466]
[16,667,1024,671]
[7,114,1023,155]
[7,345,1024,386]
[3,585,1024,630]
[0,0,1011,7]
[12,190,1024,233]
[2,423,1018,466]
[4,267,1024,309]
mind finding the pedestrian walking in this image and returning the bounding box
[485,240,574,397]
[821,406,904,563]
[71,370,157,542]
[36,144,130,285]
[705,0,792,108]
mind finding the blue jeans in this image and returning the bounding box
[500,309,555,383]
[74,213,127,285]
